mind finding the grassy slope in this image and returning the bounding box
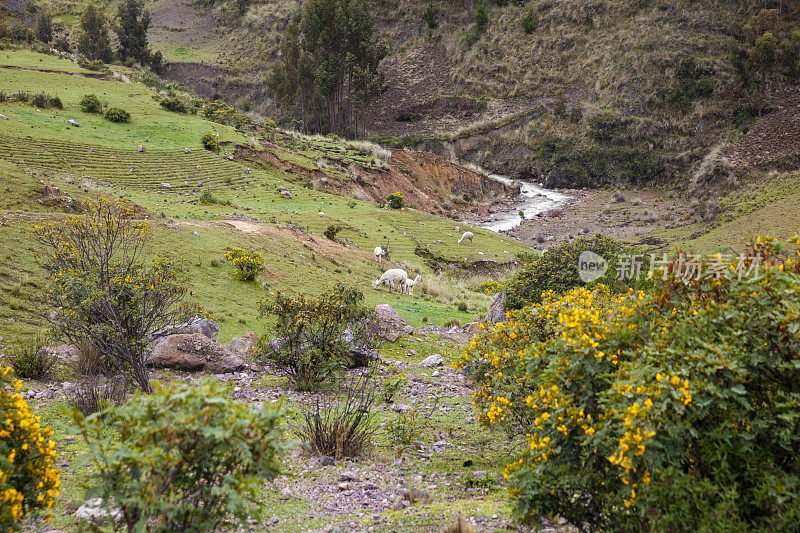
[0,50,529,344]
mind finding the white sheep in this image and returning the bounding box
[458,231,474,244]
[374,246,389,263]
[372,268,408,292]
[401,274,421,295]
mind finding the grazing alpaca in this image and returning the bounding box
[401,274,422,295]
[374,246,389,262]
[372,268,408,292]
[458,231,473,244]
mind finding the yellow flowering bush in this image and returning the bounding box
[0,366,60,530]
[224,247,264,281]
[458,237,800,530]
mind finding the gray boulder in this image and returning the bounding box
[169,316,220,341]
[418,353,443,367]
[149,333,245,373]
[75,498,121,524]
[375,304,409,342]
[486,291,507,324]
[229,332,259,357]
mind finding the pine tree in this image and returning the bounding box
[78,4,113,62]
[115,0,151,66]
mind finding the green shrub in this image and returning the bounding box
[323,224,342,240]
[537,134,665,187]
[242,101,250,112]
[78,58,108,72]
[456,301,468,312]
[258,284,379,390]
[30,92,52,109]
[48,95,63,109]
[475,0,488,33]
[79,93,103,113]
[667,57,715,107]
[202,99,235,124]
[104,106,131,123]
[7,336,55,380]
[459,237,800,530]
[73,379,286,532]
[0,366,60,529]
[224,247,264,281]
[522,11,538,33]
[386,192,405,209]
[200,132,219,151]
[160,96,187,113]
[386,408,427,445]
[587,110,627,143]
[380,369,408,404]
[423,2,439,29]
[505,234,644,309]
[198,189,231,206]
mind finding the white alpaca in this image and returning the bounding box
[374,246,388,263]
[458,231,473,244]
[401,274,421,295]
[372,268,408,292]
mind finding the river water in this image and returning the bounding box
[478,172,572,233]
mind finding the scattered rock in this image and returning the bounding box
[431,370,441,377]
[149,333,245,373]
[43,344,78,362]
[68,119,79,127]
[0,114,8,120]
[160,182,172,189]
[418,354,443,367]
[472,470,487,481]
[485,291,507,324]
[375,304,409,342]
[280,190,293,199]
[137,145,146,152]
[184,148,191,154]
[339,471,360,482]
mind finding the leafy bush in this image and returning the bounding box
[30,93,47,108]
[79,93,103,113]
[202,99,236,124]
[296,373,377,458]
[459,237,800,530]
[74,379,286,532]
[35,198,187,391]
[323,224,342,241]
[160,96,187,113]
[380,369,407,404]
[422,2,439,29]
[386,192,405,209]
[386,408,426,445]
[475,0,488,33]
[505,234,644,309]
[667,56,715,107]
[48,95,63,109]
[522,10,538,33]
[78,58,108,72]
[198,189,231,206]
[7,336,56,380]
[200,132,219,151]
[104,106,131,122]
[259,284,379,390]
[224,247,264,281]
[0,366,60,529]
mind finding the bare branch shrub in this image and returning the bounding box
[296,372,378,458]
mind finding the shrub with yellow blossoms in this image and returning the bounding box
[458,237,800,530]
[0,367,60,530]
[225,247,265,281]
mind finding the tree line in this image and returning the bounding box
[268,0,387,136]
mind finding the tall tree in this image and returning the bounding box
[269,0,387,136]
[115,0,152,65]
[35,12,53,43]
[78,4,113,62]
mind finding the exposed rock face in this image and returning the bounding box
[486,291,507,324]
[43,344,79,362]
[463,322,480,335]
[149,333,245,373]
[166,316,220,341]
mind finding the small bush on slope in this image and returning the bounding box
[73,379,286,533]
[458,236,800,531]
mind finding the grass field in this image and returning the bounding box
[0,50,530,344]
